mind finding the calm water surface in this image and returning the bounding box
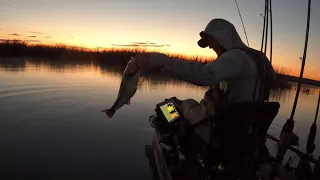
[0,59,319,179]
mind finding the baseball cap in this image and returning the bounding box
[197,31,214,48]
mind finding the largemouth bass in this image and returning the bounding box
[102,57,141,118]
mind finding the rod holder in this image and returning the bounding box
[306,123,316,154]
[314,156,320,179]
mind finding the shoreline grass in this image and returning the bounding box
[0,40,298,89]
[0,40,213,64]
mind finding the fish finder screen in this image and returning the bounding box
[160,102,180,123]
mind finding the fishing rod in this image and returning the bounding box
[263,0,269,55]
[268,91,319,178]
[306,91,320,154]
[260,0,267,52]
[269,0,273,64]
[265,0,272,102]
[315,91,320,125]
[306,90,320,179]
[289,0,311,122]
[307,91,319,152]
[294,90,319,179]
[276,0,312,164]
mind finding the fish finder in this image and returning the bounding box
[155,98,182,129]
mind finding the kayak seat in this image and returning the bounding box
[190,101,280,164]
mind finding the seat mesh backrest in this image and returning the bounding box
[205,102,280,159]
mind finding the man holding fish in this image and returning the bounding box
[103,18,275,124]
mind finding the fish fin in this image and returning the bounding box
[125,99,131,105]
[101,109,115,118]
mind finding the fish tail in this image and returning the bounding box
[101,109,115,118]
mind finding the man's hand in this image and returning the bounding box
[134,52,171,71]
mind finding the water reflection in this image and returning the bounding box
[0,57,26,71]
[1,57,318,127]
[0,58,208,92]
[1,57,317,99]
[0,57,319,179]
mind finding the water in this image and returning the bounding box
[0,58,319,179]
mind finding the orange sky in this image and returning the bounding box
[0,0,319,80]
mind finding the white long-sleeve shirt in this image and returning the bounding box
[161,49,259,103]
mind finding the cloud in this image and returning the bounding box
[110,41,170,48]
[8,33,20,36]
[131,41,157,45]
[28,31,44,35]
[0,39,23,43]
[0,39,41,43]
[28,35,37,38]
[44,36,51,38]
[26,40,42,43]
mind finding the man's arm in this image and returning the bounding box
[150,50,248,86]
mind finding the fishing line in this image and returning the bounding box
[234,0,250,47]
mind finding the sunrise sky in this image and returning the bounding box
[0,0,319,80]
